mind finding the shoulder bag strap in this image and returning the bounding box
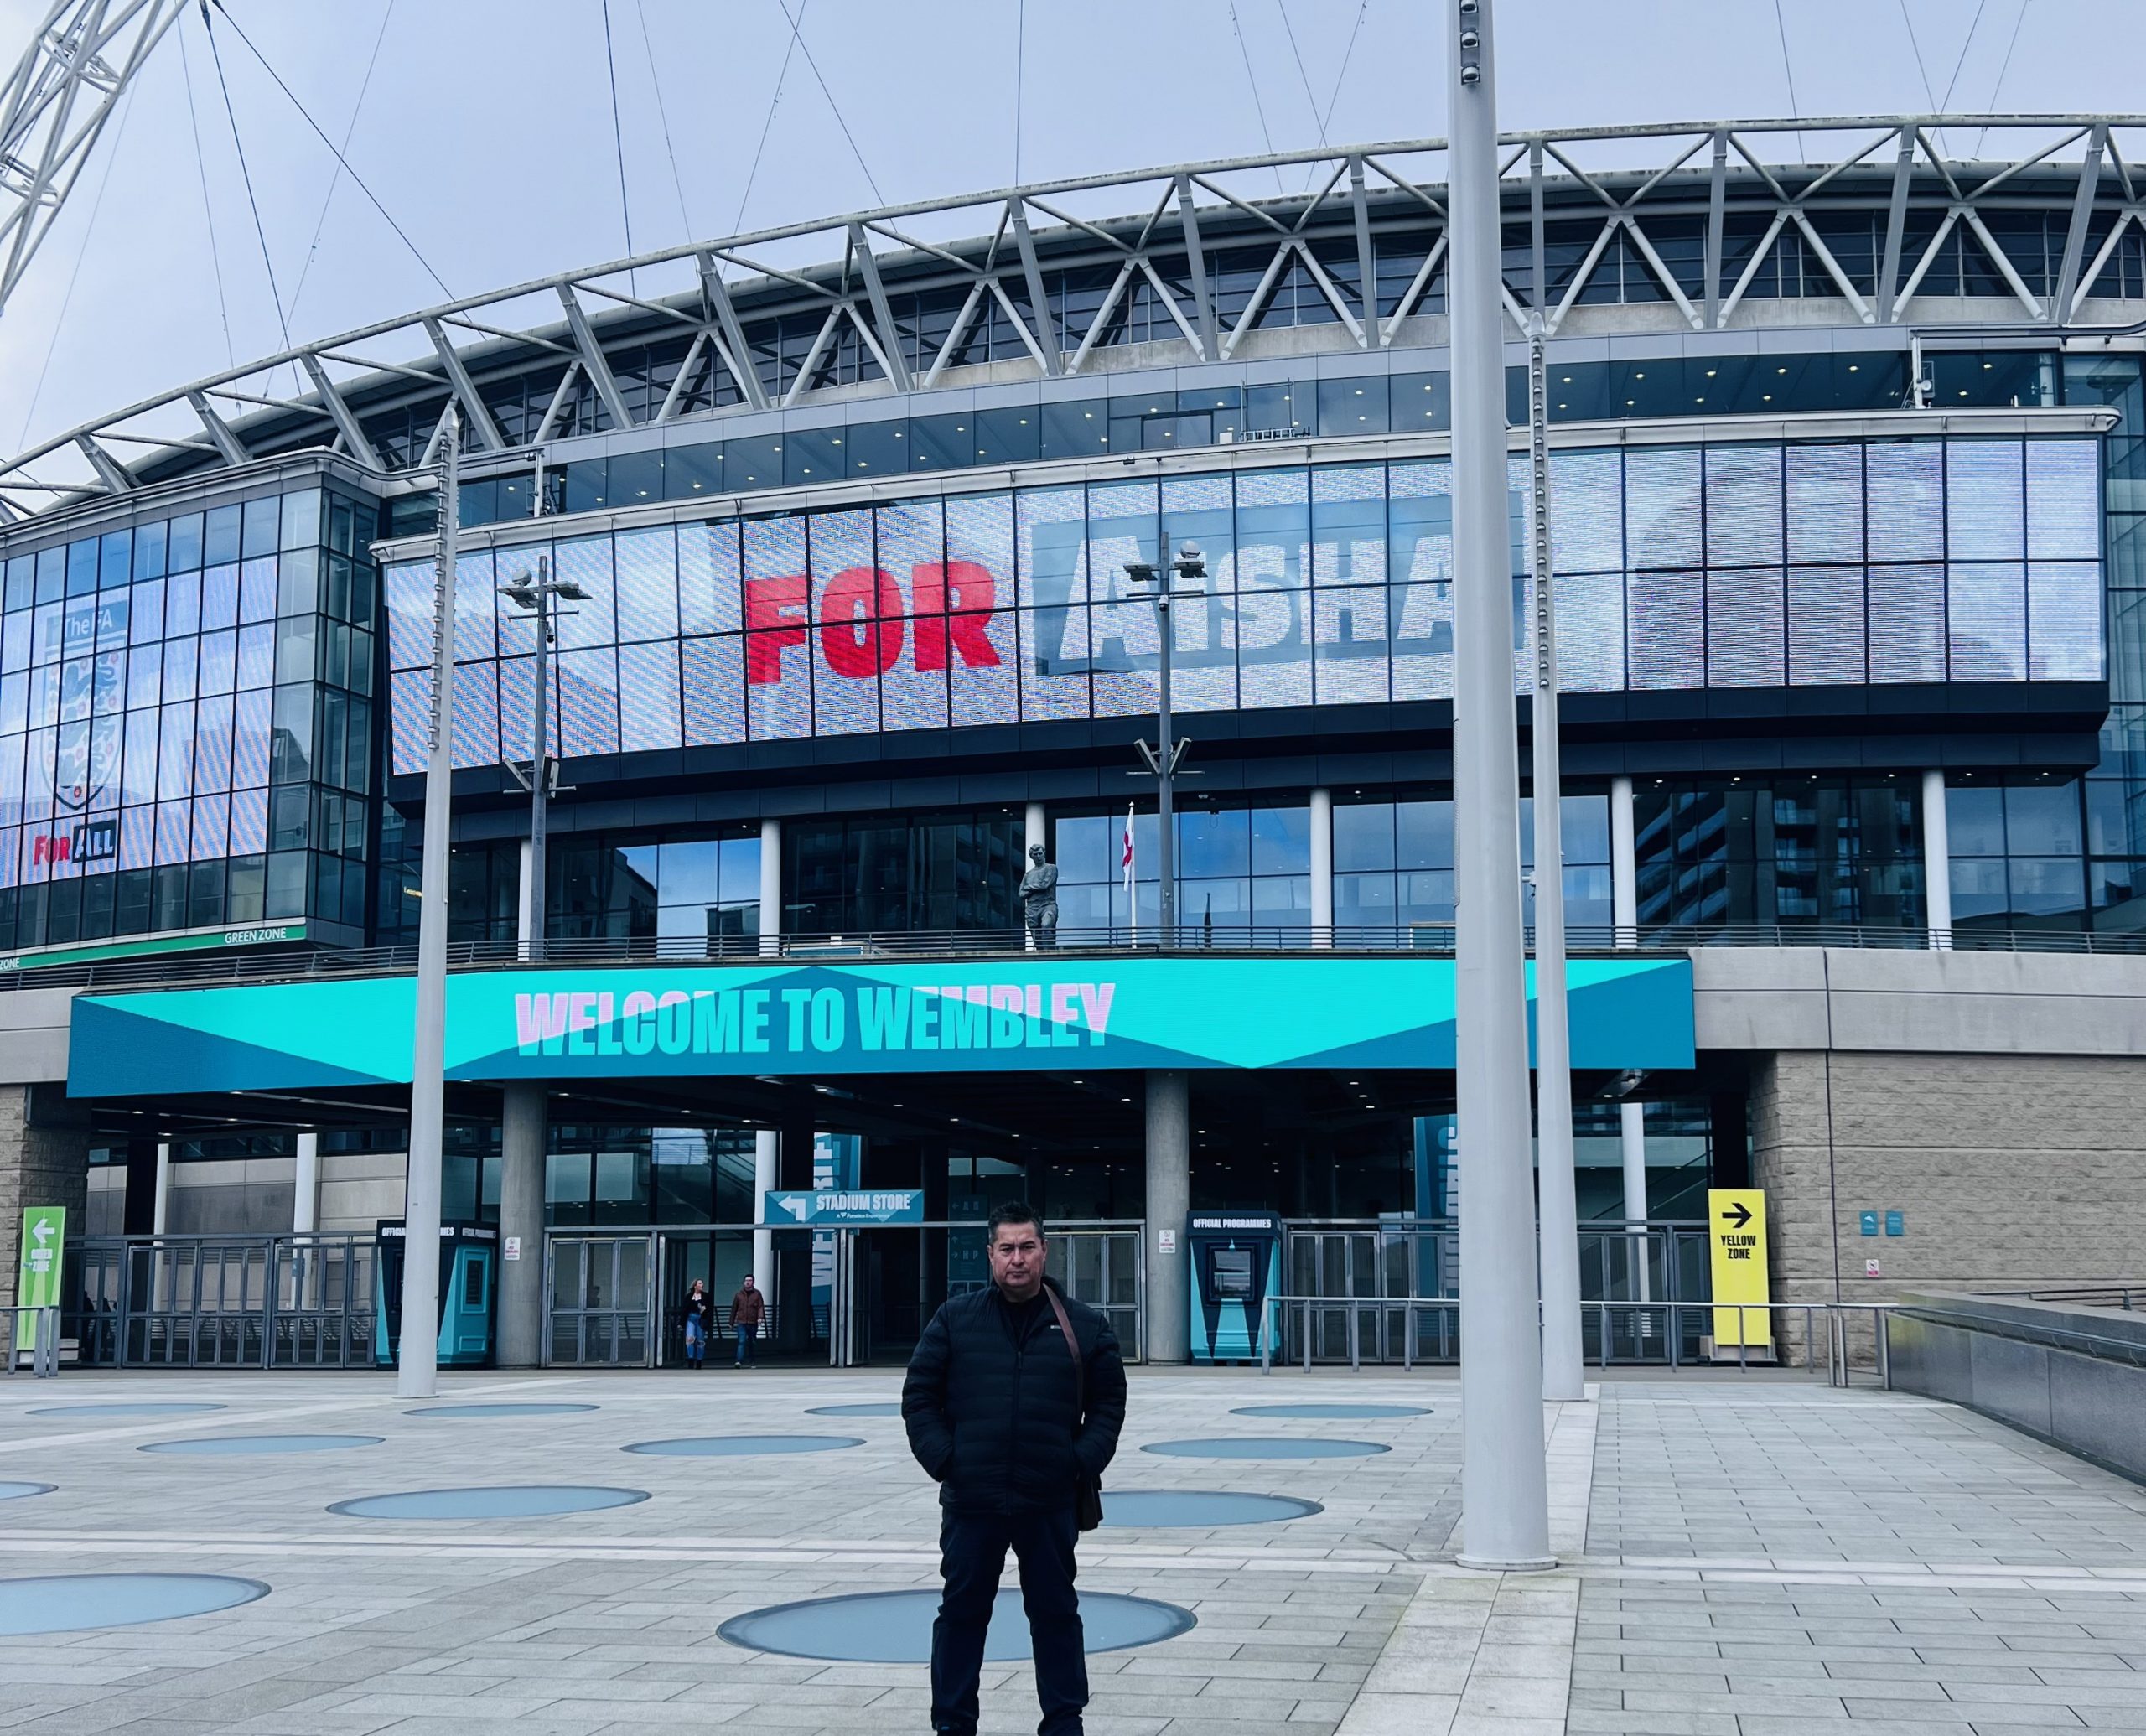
[1043,1286,1086,1422]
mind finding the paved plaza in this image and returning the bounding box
[0,1366,2142,1735]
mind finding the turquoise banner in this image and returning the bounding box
[68,956,1694,1096]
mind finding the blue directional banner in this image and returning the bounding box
[762,1189,926,1227]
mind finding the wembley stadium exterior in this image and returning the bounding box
[3,115,2144,1370]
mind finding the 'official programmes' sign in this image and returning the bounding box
[68,955,1694,1096]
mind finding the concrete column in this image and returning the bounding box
[152,1142,171,1236]
[1610,774,1637,947]
[1309,788,1334,946]
[1620,1098,1651,1304]
[517,837,536,952]
[497,1082,547,1368]
[1922,769,1952,950]
[1143,1070,1190,1365]
[751,1127,778,1298]
[759,817,783,956]
[292,1132,320,1235]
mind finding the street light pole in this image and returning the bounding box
[1125,532,1205,948]
[1448,0,1554,1568]
[501,554,588,962]
[398,403,459,1399]
[1528,310,1585,1403]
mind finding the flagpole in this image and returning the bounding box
[1125,802,1137,946]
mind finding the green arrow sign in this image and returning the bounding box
[15,1205,65,1359]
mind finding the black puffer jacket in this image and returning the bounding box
[902,1283,1127,1514]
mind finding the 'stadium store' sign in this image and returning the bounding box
[68,956,1695,1095]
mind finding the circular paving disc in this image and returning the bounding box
[329,1485,649,1520]
[718,1588,1194,1661]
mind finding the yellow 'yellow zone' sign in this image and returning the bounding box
[1708,1188,1771,1349]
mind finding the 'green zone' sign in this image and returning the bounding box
[14,1206,64,1355]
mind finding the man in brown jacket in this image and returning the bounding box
[729,1276,766,1367]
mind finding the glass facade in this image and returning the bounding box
[0,485,379,952]
[1055,801,1314,935]
[387,437,2103,778]
[1635,776,1925,930]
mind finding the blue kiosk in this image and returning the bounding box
[374,1220,500,1368]
[1187,1211,1283,1364]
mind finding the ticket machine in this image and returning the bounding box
[375,1220,499,1368]
[1187,1210,1283,1364]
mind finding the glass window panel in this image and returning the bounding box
[153,801,190,865]
[742,516,810,735]
[156,704,194,799]
[1785,443,1863,562]
[2008,855,2086,917]
[681,637,745,745]
[192,693,232,794]
[189,792,229,862]
[163,569,200,640]
[555,646,619,755]
[1554,571,1623,691]
[1019,605,1090,720]
[1946,440,2025,559]
[1398,868,1456,926]
[389,668,431,775]
[2025,439,2101,559]
[231,688,271,788]
[1549,449,1622,573]
[1704,445,1782,566]
[552,534,616,650]
[196,629,236,697]
[1167,811,1246,885]
[1084,479,1157,611]
[1390,576,1454,700]
[120,709,157,804]
[450,660,498,770]
[946,602,1017,726]
[876,497,943,615]
[199,563,239,632]
[1947,562,2026,681]
[241,495,279,558]
[1627,568,1703,689]
[1387,458,1453,584]
[1865,441,1944,560]
[1867,562,1946,681]
[1397,799,1454,870]
[670,517,737,639]
[495,654,550,765]
[1090,588,1159,720]
[450,548,495,661]
[1946,783,2005,855]
[238,557,277,625]
[1334,802,1395,872]
[614,526,679,644]
[1706,568,1785,687]
[1235,590,1313,708]
[2005,780,2083,856]
[2028,562,2102,680]
[1312,585,1391,705]
[1787,565,1865,684]
[618,641,682,754]
[1309,464,1383,586]
[280,487,321,552]
[1624,447,1702,568]
[236,622,274,692]
[1250,806,1309,875]
[385,562,433,671]
[132,521,168,582]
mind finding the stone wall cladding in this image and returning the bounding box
[0,1085,90,1311]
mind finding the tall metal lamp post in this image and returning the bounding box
[398,404,460,1399]
[500,556,587,957]
[1123,533,1205,946]
[1448,0,1555,1568]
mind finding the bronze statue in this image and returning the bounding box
[1019,844,1059,945]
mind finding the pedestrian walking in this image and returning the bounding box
[730,1274,765,1366]
[902,1203,1126,1736]
[679,1279,713,1370]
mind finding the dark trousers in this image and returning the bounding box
[734,1322,754,1364]
[930,1505,1086,1736]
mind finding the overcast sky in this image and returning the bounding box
[1,0,2139,470]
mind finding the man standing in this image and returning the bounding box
[903,1203,1126,1736]
[729,1274,765,1367]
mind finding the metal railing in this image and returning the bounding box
[1890,1300,2146,1370]
[2,1306,60,1376]
[68,1235,377,1369]
[1982,1284,2143,1310]
[1259,1296,1897,1386]
[21,921,2146,998]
